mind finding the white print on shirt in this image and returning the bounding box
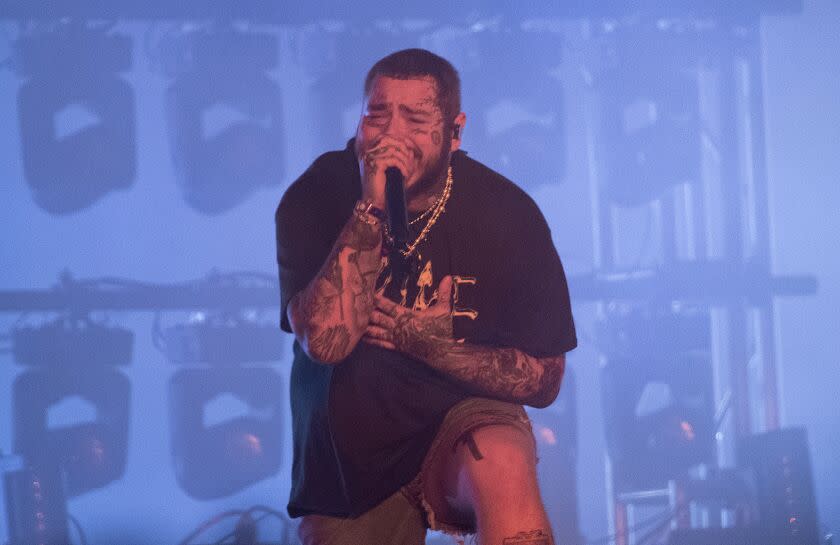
[376,256,478,321]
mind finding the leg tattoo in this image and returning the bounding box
[502,529,553,545]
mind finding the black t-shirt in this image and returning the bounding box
[275,140,577,518]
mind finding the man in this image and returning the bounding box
[275,48,576,544]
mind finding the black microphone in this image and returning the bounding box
[385,166,408,247]
[384,166,409,300]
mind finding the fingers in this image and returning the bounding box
[370,308,396,329]
[363,136,416,180]
[365,324,390,341]
[435,275,454,310]
[370,134,417,162]
[375,280,452,318]
[368,152,412,184]
[374,293,400,316]
[361,335,396,351]
[363,312,397,351]
[359,133,419,206]
[372,134,415,157]
[366,146,410,174]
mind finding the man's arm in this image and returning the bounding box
[287,211,382,364]
[365,276,566,408]
[399,331,566,409]
[285,130,422,363]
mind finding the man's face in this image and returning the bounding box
[356,75,460,193]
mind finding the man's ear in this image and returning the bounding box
[450,112,467,152]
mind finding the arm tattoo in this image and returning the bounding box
[392,312,564,407]
[309,325,351,363]
[392,311,452,361]
[323,256,343,290]
[290,214,382,363]
[442,345,565,408]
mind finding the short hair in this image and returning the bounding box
[363,48,461,123]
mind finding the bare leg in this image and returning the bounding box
[449,424,554,545]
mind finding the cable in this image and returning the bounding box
[175,510,245,545]
[209,505,291,545]
[177,505,291,545]
[210,512,271,545]
[241,505,289,521]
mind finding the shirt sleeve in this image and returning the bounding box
[495,197,577,358]
[275,171,334,333]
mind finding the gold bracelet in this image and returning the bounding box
[353,199,385,226]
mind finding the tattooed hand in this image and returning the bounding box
[287,203,383,365]
[363,274,565,408]
[363,276,455,359]
[358,135,418,209]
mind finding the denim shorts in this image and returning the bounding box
[297,397,534,544]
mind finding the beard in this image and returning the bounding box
[405,130,452,203]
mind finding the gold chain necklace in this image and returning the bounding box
[408,166,453,226]
[401,166,453,257]
[408,192,441,226]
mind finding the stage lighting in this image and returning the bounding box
[158,311,285,365]
[481,114,565,189]
[595,304,711,360]
[14,21,135,214]
[599,306,715,491]
[168,368,284,499]
[13,315,134,367]
[301,22,410,147]
[12,369,131,497]
[598,25,701,207]
[161,25,284,214]
[478,28,565,188]
[423,21,566,188]
[601,353,716,491]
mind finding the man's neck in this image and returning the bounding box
[406,163,449,214]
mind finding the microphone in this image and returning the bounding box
[384,167,408,249]
[384,167,409,300]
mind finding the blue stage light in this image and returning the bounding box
[14,21,135,214]
[157,25,284,214]
[12,369,131,497]
[168,368,284,500]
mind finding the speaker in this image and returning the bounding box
[738,428,820,545]
[4,464,69,545]
[601,353,716,491]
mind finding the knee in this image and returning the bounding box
[457,425,538,499]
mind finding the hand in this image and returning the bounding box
[358,135,418,208]
[363,275,454,359]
